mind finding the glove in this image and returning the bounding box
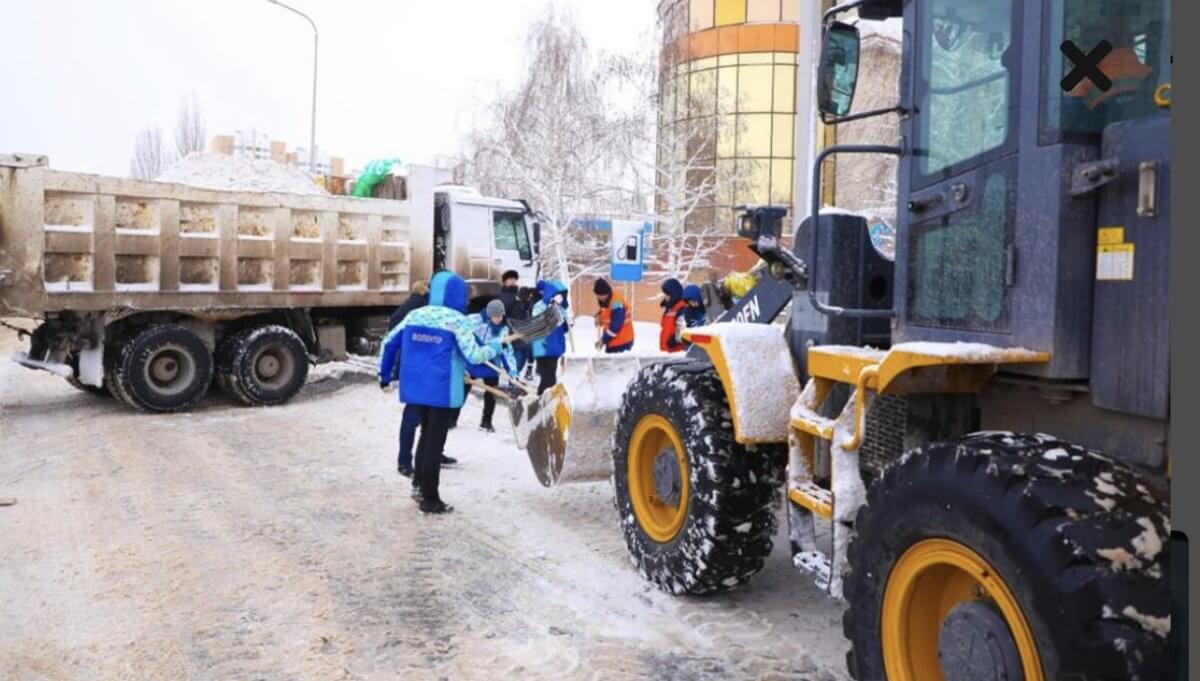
[380,381,391,391]
[594,339,604,351]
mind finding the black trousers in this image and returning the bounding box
[536,357,558,395]
[465,376,500,425]
[412,405,455,503]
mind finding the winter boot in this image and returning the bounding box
[419,499,454,515]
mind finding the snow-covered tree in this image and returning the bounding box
[174,94,207,159]
[463,7,640,287]
[611,47,756,281]
[129,126,172,180]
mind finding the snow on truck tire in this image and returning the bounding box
[215,325,308,407]
[843,432,1171,681]
[612,362,785,595]
[112,324,213,413]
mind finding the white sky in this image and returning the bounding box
[0,0,657,177]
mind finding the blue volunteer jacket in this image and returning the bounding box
[379,271,499,408]
[531,279,569,359]
[682,284,707,328]
[467,311,517,380]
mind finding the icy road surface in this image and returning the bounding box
[0,328,849,681]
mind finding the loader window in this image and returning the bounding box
[493,211,533,262]
[915,0,1017,181]
[908,171,1010,330]
[1042,0,1170,142]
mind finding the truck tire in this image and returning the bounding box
[612,362,785,595]
[216,325,308,407]
[111,324,213,413]
[843,432,1170,681]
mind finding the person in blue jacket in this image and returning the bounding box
[379,270,502,514]
[682,284,707,327]
[531,279,569,395]
[466,299,518,433]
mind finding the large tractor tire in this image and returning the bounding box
[215,325,308,407]
[613,362,785,595]
[844,432,1170,681]
[112,324,213,413]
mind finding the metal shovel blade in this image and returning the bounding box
[511,355,656,488]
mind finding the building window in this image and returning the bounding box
[737,64,774,112]
[747,0,781,23]
[689,0,714,31]
[715,0,746,26]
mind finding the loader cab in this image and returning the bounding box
[816,0,1171,382]
[433,187,540,308]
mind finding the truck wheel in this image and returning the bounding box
[103,330,131,401]
[217,325,308,406]
[613,362,785,595]
[843,432,1170,681]
[112,324,213,413]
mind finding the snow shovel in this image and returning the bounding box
[507,304,563,343]
[513,354,657,488]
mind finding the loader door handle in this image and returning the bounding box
[907,192,945,213]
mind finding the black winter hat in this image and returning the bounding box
[502,269,520,282]
[593,278,613,296]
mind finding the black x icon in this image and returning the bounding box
[1061,40,1113,92]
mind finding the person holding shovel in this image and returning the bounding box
[531,279,570,395]
[592,278,634,354]
[379,270,503,514]
[466,299,518,433]
[659,278,688,353]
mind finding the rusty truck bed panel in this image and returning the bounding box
[0,155,437,317]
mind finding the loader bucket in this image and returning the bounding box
[512,355,655,487]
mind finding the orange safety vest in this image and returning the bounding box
[660,299,688,353]
[597,291,635,349]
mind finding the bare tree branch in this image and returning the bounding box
[129,126,172,180]
[459,7,643,287]
[174,94,207,159]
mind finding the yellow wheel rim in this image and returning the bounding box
[627,414,689,543]
[881,538,1044,681]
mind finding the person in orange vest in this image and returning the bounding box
[592,278,635,354]
[659,278,688,353]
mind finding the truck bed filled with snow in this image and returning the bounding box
[157,152,329,196]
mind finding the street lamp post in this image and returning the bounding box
[265,0,318,175]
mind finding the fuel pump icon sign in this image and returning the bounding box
[610,219,649,283]
[620,235,639,262]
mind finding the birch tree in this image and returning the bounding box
[174,94,207,159]
[129,126,172,180]
[613,48,755,281]
[463,7,639,287]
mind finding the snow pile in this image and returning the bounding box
[688,323,800,442]
[157,152,329,196]
[567,317,666,358]
[890,341,1042,362]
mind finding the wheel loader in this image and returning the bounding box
[513,0,1177,679]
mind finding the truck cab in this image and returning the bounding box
[433,186,540,310]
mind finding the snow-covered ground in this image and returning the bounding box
[0,327,850,681]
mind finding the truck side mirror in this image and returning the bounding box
[818,22,861,118]
[532,222,541,255]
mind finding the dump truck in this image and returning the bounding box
[519,1,1176,679]
[0,154,540,412]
